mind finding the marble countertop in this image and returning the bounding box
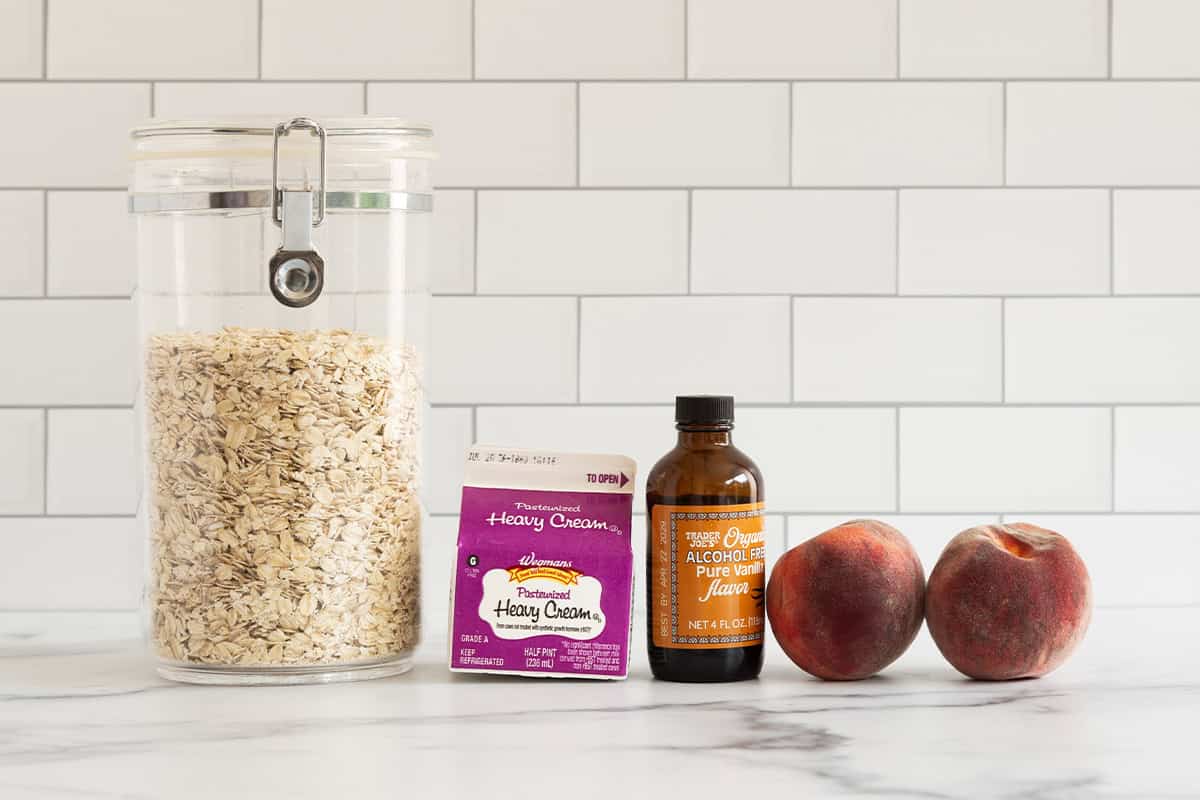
[0,607,1196,799]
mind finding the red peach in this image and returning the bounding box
[926,523,1092,680]
[766,519,925,681]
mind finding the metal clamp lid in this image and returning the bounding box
[272,117,326,228]
[268,118,326,308]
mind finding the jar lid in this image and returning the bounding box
[131,116,433,141]
[130,116,434,215]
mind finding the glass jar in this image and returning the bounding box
[129,117,434,685]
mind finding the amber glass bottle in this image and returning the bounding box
[646,395,765,682]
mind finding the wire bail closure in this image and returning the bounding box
[272,117,327,226]
[269,117,327,308]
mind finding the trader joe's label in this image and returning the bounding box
[651,503,766,649]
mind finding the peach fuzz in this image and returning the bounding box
[766,519,925,681]
[926,523,1092,681]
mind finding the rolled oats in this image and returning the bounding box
[145,326,421,668]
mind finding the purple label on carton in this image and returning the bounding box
[449,448,635,679]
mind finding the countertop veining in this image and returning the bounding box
[0,607,1196,799]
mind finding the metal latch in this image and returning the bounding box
[268,117,326,308]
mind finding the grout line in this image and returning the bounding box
[0,294,132,301]
[421,401,1200,410]
[893,407,901,511]
[893,189,901,294]
[10,291,1200,302]
[575,82,581,186]
[1000,297,1006,402]
[433,291,1200,299]
[40,0,48,78]
[1110,406,1117,512]
[575,296,583,402]
[781,515,788,550]
[471,405,478,445]
[41,408,48,515]
[9,184,1200,192]
[40,190,47,296]
[685,189,692,292]
[786,81,794,184]
[0,513,137,520]
[1107,0,1114,79]
[787,295,794,400]
[471,190,479,293]
[1109,188,1116,294]
[894,0,900,77]
[9,77,1200,84]
[470,0,476,80]
[257,0,264,80]
[0,405,133,411]
[7,399,1200,412]
[1001,82,1007,185]
[682,0,688,79]
[362,82,368,113]
[149,82,155,116]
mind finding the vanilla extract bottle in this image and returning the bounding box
[646,395,766,682]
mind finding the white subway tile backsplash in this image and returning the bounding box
[477,0,683,79]
[5,0,1200,611]
[422,516,459,628]
[46,409,136,515]
[476,406,669,507]
[263,0,471,79]
[431,297,577,403]
[153,83,365,119]
[899,190,1110,295]
[0,84,150,188]
[478,191,687,294]
[48,0,257,79]
[1007,83,1200,186]
[0,191,44,296]
[0,410,44,515]
[688,0,895,79]
[692,191,895,294]
[899,0,1107,78]
[0,518,140,609]
[900,408,1112,512]
[369,83,576,187]
[1006,299,1200,403]
[1008,514,1200,607]
[1114,191,1200,294]
[579,297,790,403]
[792,83,1003,186]
[737,408,896,512]
[580,83,790,187]
[0,300,135,405]
[433,190,475,294]
[428,408,473,514]
[793,298,1001,402]
[1114,407,1200,511]
[0,0,42,78]
[46,192,134,297]
[1113,0,1200,78]
[477,406,894,513]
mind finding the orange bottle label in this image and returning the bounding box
[650,502,766,649]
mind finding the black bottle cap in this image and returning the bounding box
[675,395,735,425]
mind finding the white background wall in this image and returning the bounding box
[1,0,1198,620]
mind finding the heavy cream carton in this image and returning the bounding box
[449,446,636,679]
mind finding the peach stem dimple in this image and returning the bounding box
[995,530,1036,559]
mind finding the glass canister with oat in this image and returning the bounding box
[129,117,434,684]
